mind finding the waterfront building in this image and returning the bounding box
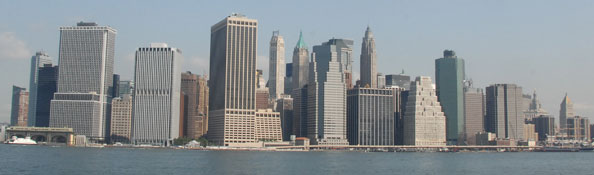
[307,39,350,145]
[110,95,132,143]
[524,123,538,141]
[559,94,574,133]
[11,86,29,127]
[533,115,555,141]
[360,26,377,88]
[131,43,181,146]
[28,51,52,126]
[347,88,394,145]
[402,76,446,146]
[255,109,282,142]
[276,95,293,141]
[49,22,116,142]
[291,31,309,138]
[196,74,209,139]
[208,14,259,146]
[385,72,411,90]
[485,84,525,140]
[181,72,209,139]
[435,50,465,145]
[388,86,408,145]
[566,116,590,141]
[268,31,285,100]
[34,64,58,127]
[464,85,485,145]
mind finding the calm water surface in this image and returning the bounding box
[0,144,592,175]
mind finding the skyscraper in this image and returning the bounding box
[292,31,309,138]
[110,95,132,143]
[284,63,293,95]
[360,26,377,88]
[524,91,549,121]
[567,116,590,141]
[131,43,181,146]
[208,14,259,146]
[181,72,205,139]
[11,86,29,127]
[196,75,209,139]
[559,94,574,133]
[118,80,134,97]
[385,72,411,90]
[28,51,52,126]
[256,70,270,110]
[34,64,58,127]
[533,115,555,141]
[402,76,446,146]
[347,88,394,145]
[307,39,349,145]
[269,31,285,100]
[485,84,525,140]
[463,85,485,145]
[435,50,465,145]
[50,22,116,142]
[276,95,293,141]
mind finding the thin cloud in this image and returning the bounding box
[0,32,32,60]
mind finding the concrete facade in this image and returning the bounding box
[110,95,132,143]
[360,27,377,88]
[485,84,525,140]
[11,86,29,127]
[559,94,574,133]
[464,87,485,145]
[268,31,285,100]
[403,76,446,146]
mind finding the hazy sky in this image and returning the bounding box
[0,0,593,123]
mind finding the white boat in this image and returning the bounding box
[7,136,37,145]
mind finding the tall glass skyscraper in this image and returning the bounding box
[49,22,116,142]
[28,51,52,126]
[208,14,259,146]
[435,50,465,145]
[34,64,58,127]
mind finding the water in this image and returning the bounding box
[0,144,592,175]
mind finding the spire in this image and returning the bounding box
[296,30,307,49]
[364,26,373,38]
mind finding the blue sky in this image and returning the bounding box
[0,0,593,123]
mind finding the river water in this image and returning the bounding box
[0,144,591,175]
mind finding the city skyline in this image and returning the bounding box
[1,1,594,123]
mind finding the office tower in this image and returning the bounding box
[385,71,411,90]
[307,39,349,145]
[402,76,446,146]
[347,88,394,145]
[118,80,134,97]
[292,31,309,138]
[255,109,283,141]
[11,86,29,127]
[131,43,181,146]
[533,115,555,141]
[256,70,270,110]
[180,72,209,139]
[269,31,285,100]
[276,95,293,141]
[377,73,385,89]
[49,22,116,142]
[284,63,293,95]
[196,75,209,139]
[559,94,574,133]
[360,26,377,88]
[522,94,532,112]
[485,84,525,140]
[435,50,465,145]
[524,91,549,121]
[524,123,538,141]
[112,74,120,98]
[463,85,485,145]
[388,86,408,145]
[567,116,590,141]
[110,95,132,143]
[34,64,58,127]
[28,51,52,126]
[208,14,258,146]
